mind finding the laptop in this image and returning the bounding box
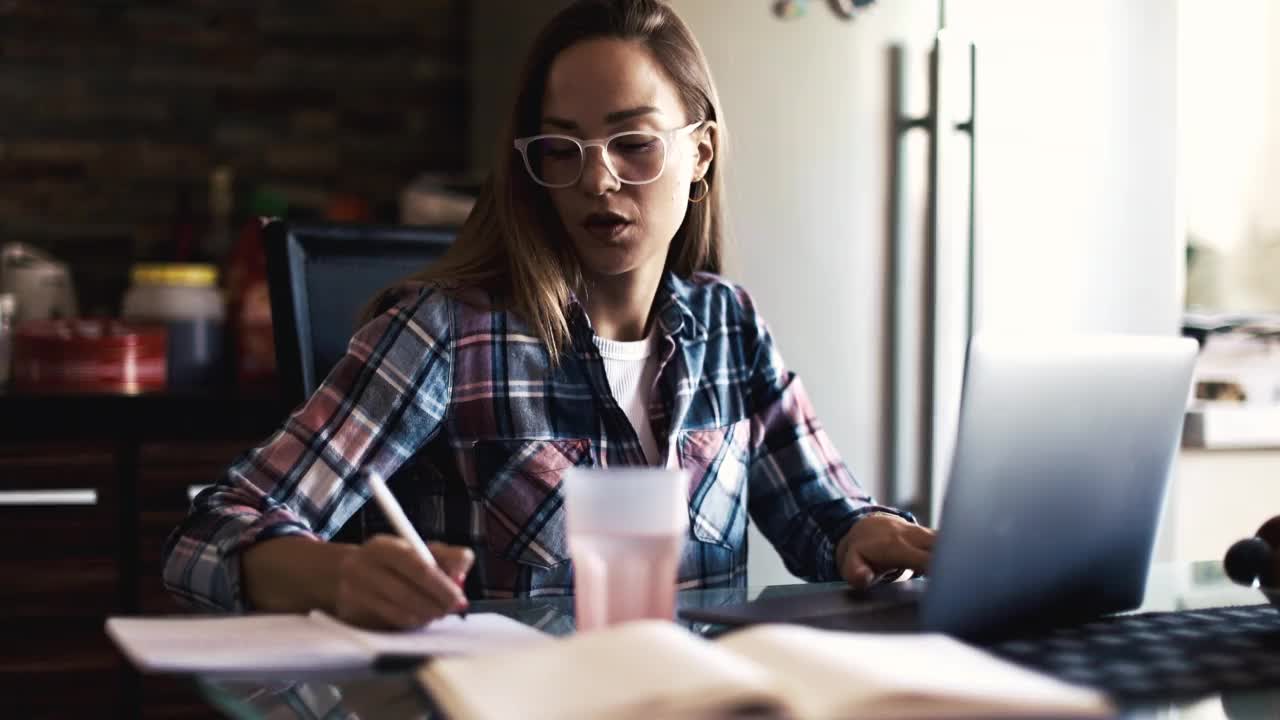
[681,334,1198,640]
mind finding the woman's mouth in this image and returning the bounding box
[582,212,633,241]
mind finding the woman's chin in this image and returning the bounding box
[575,244,645,279]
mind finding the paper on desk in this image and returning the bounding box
[307,610,552,657]
[106,612,551,675]
[106,614,368,674]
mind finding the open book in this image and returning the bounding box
[106,611,549,675]
[419,620,1113,720]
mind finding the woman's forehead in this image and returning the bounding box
[542,38,685,128]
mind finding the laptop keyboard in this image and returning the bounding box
[984,603,1280,701]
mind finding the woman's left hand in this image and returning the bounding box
[836,513,935,589]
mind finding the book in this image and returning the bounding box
[418,620,1113,720]
[105,611,550,676]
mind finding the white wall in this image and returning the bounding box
[1179,0,1280,311]
[946,0,1183,540]
[951,0,1181,339]
[676,0,1182,583]
[671,0,940,584]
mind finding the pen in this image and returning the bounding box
[364,471,468,620]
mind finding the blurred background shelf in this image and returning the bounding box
[0,391,287,718]
[1183,406,1280,449]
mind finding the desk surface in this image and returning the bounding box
[201,561,1280,719]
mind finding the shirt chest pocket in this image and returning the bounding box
[469,438,592,570]
[679,418,752,549]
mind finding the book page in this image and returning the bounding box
[717,625,1112,719]
[105,615,368,674]
[419,620,786,720]
[308,611,551,657]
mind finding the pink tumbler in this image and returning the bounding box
[562,468,689,631]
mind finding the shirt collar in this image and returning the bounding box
[656,271,707,343]
[566,271,707,347]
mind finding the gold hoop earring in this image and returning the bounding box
[689,177,710,204]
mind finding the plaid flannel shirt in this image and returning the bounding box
[163,271,909,611]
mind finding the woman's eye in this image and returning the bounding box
[616,140,658,154]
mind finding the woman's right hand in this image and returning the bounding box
[334,535,473,630]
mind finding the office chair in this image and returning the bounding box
[263,220,455,543]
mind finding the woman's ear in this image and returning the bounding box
[692,121,717,181]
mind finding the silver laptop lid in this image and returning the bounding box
[920,335,1197,638]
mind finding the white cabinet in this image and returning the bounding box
[1161,449,1280,564]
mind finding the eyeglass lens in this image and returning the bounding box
[527,132,666,186]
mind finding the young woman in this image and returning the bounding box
[163,0,934,630]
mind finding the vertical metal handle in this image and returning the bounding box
[887,33,976,527]
[958,42,977,343]
[887,44,922,520]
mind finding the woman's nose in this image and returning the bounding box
[578,145,621,195]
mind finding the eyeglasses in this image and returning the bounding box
[513,121,703,188]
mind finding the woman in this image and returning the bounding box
[163,0,934,629]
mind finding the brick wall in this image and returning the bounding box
[0,0,468,313]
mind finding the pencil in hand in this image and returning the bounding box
[364,470,470,619]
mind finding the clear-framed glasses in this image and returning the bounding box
[513,121,703,188]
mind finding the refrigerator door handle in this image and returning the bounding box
[887,43,923,521]
[887,34,976,526]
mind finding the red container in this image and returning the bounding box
[12,319,167,394]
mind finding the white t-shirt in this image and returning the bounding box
[592,331,661,465]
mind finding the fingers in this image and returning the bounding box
[336,557,431,630]
[367,554,455,618]
[839,515,937,589]
[869,542,931,573]
[842,541,931,588]
[904,524,936,550]
[362,583,444,630]
[335,536,471,630]
[367,536,468,612]
[840,551,877,590]
[429,542,476,586]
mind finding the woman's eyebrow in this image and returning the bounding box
[541,106,661,130]
[542,116,578,130]
[604,106,660,124]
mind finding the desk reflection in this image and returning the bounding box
[201,562,1278,720]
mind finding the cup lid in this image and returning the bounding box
[131,263,218,287]
[562,467,690,535]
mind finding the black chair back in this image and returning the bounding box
[263,221,455,544]
[263,221,454,406]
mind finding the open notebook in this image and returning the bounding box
[419,620,1113,720]
[106,611,550,675]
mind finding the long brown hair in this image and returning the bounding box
[409,0,728,358]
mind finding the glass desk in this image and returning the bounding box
[200,561,1280,719]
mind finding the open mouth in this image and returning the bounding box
[583,211,632,238]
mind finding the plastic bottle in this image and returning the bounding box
[122,264,225,389]
[226,188,288,388]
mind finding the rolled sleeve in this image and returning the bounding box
[161,286,454,611]
[739,295,913,582]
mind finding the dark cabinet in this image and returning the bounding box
[0,393,285,718]
[0,444,118,617]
